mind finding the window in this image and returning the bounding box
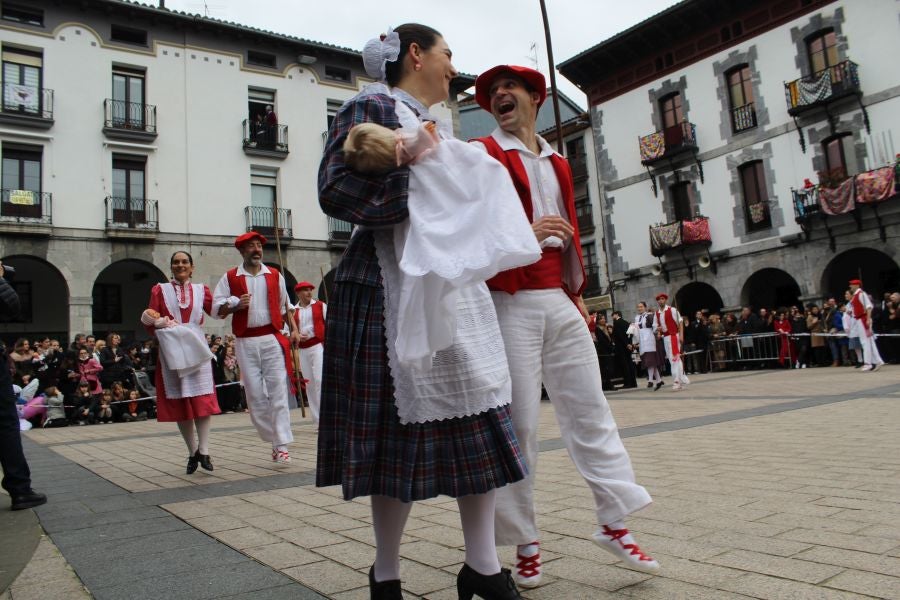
[110,24,148,46]
[581,243,597,269]
[2,47,43,116]
[807,29,838,74]
[111,67,145,129]
[111,155,146,225]
[739,161,771,231]
[247,50,276,68]
[726,65,756,133]
[93,284,122,324]
[2,3,43,26]
[249,166,279,234]
[325,65,351,83]
[566,137,585,159]
[659,93,683,129]
[1,146,42,219]
[822,134,855,180]
[670,182,693,222]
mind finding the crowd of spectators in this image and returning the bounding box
[11,331,248,429]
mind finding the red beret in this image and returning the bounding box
[475,65,547,113]
[655,293,669,301]
[234,231,267,249]
[848,279,861,286]
[294,281,315,291]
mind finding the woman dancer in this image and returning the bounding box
[142,251,219,475]
[318,24,532,600]
[634,302,664,390]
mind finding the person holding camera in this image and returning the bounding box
[0,260,47,510]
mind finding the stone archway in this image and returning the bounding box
[741,268,802,311]
[821,247,899,301]
[92,259,167,342]
[675,281,724,317]
[0,255,70,345]
[318,268,336,303]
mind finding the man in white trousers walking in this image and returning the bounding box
[655,293,690,391]
[292,281,326,425]
[849,279,883,371]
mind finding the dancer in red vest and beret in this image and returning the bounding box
[655,293,690,390]
[471,65,658,587]
[848,279,883,371]
[292,281,326,425]
[213,232,301,463]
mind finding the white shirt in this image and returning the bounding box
[471,127,567,249]
[213,263,290,328]
[294,299,327,337]
[657,305,681,335]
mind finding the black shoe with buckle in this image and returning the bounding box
[368,565,403,600]
[11,489,47,511]
[198,453,214,472]
[186,451,200,475]
[457,564,522,600]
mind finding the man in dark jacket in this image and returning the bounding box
[611,311,637,388]
[0,261,47,510]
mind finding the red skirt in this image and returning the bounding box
[154,363,221,422]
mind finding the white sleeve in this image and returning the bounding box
[211,273,237,319]
[322,303,327,320]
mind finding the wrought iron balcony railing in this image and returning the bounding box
[1,83,53,120]
[649,215,711,257]
[105,196,158,231]
[245,206,292,240]
[242,120,289,154]
[584,264,602,297]
[0,189,52,224]
[639,121,698,165]
[328,216,352,245]
[731,102,757,133]
[784,60,861,115]
[104,99,157,134]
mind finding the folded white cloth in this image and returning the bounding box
[155,326,214,378]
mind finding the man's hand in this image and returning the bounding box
[532,216,574,243]
[299,333,311,342]
[237,294,252,311]
[290,331,302,345]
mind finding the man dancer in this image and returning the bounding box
[292,281,326,425]
[472,65,658,587]
[214,232,301,463]
[848,279,883,372]
[656,293,689,390]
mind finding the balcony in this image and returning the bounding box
[0,83,54,129]
[639,121,698,166]
[245,206,292,240]
[649,215,711,257]
[785,60,861,116]
[731,102,757,133]
[103,99,157,141]
[575,199,594,235]
[569,156,588,181]
[584,264,602,297]
[792,162,899,249]
[242,120,289,158]
[0,189,52,236]
[105,196,158,241]
[327,216,352,247]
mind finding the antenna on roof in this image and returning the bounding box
[527,42,540,71]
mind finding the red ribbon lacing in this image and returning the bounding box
[515,544,541,578]
[601,526,655,563]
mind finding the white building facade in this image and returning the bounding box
[0,0,458,342]
[559,0,900,316]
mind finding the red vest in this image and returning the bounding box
[473,135,585,297]
[225,267,284,336]
[657,306,681,358]
[293,301,326,348]
[850,290,869,329]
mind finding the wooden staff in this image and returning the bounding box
[319,265,330,304]
[272,199,306,417]
[539,0,564,154]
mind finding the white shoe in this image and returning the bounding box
[513,542,542,588]
[592,526,660,574]
[273,449,291,463]
[672,383,683,391]
[871,364,881,372]
[860,365,873,372]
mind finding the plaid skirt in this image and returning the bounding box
[316,279,527,502]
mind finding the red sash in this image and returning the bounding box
[293,301,326,348]
[473,135,585,297]
[657,306,681,360]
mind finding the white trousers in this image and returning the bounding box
[663,336,690,385]
[491,289,652,546]
[859,332,884,367]
[299,343,324,424]
[235,334,294,447]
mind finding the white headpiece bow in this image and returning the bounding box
[363,27,401,82]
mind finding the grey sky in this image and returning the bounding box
[163,0,680,108]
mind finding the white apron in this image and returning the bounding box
[156,282,215,399]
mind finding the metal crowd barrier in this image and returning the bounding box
[707,331,898,369]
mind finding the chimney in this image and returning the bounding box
[159,0,165,7]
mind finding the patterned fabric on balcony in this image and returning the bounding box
[681,217,711,245]
[639,132,665,161]
[650,221,681,256]
[818,178,855,216]
[748,202,768,224]
[855,166,896,204]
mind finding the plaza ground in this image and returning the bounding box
[2,366,899,599]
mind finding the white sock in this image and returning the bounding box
[371,495,412,582]
[176,420,197,454]
[517,542,539,558]
[602,519,636,546]
[457,491,501,576]
[274,444,288,452]
[195,417,211,455]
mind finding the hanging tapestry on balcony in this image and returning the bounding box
[797,70,832,106]
[854,166,896,204]
[650,221,681,256]
[818,177,855,215]
[639,132,665,161]
[682,217,711,244]
[4,84,38,111]
[748,202,768,224]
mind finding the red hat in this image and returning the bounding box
[655,293,669,301]
[294,281,315,291]
[848,279,862,286]
[475,65,547,112]
[234,231,267,249]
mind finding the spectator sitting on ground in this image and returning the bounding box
[123,388,147,422]
[42,386,68,428]
[97,389,113,424]
[77,348,103,396]
[109,381,128,421]
[73,381,97,425]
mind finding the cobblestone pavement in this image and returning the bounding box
[5,366,899,599]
